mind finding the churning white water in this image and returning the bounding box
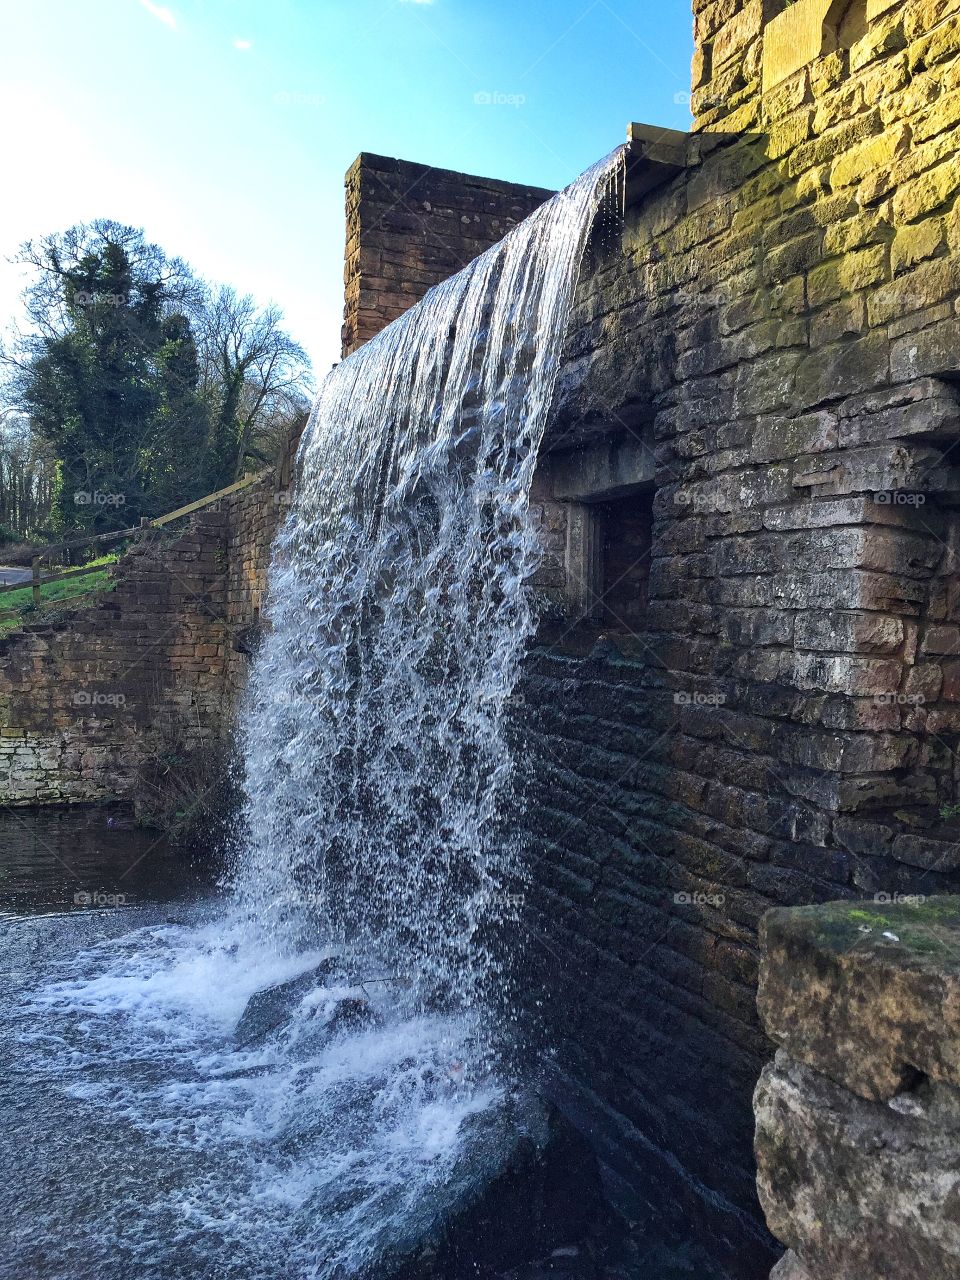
[1,149,625,1280]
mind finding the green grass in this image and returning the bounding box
[0,553,119,634]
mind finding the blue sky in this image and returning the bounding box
[0,0,694,370]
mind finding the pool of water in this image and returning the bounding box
[0,804,210,919]
[0,808,718,1280]
[0,809,544,1280]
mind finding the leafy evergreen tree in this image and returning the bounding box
[9,223,208,533]
[0,220,313,539]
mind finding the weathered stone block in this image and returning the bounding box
[758,898,960,1101]
[756,1052,960,1280]
[795,608,904,653]
[892,833,960,872]
[808,244,889,307]
[792,439,945,497]
[907,13,960,72]
[893,158,960,225]
[794,334,890,410]
[891,318,960,380]
[769,1250,813,1279]
[830,125,910,190]
[891,217,948,275]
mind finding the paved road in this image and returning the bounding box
[0,567,31,586]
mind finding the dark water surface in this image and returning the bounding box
[0,804,211,919]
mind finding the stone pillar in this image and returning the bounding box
[341,154,553,356]
[564,502,603,619]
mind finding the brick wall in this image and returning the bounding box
[0,473,283,810]
[342,153,554,354]
[517,0,960,1273]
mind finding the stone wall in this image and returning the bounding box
[754,897,960,1279]
[342,153,554,354]
[515,0,960,1274]
[0,472,282,812]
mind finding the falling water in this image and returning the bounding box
[0,148,625,1280]
[234,146,626,1017]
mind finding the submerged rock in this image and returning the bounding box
[325,995,380,1035]
[234,957,345,1045]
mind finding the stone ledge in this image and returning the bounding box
[758,898,960,1102]
[625,123,691,207]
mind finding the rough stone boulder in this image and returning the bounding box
[757,897,960,1101]
[769,1254,813,1280]
[754,897,960,1280]
[756,1051,960,1280]
[234,957,348,1045]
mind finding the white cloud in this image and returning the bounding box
[233,37,253,50]
[139,0,177,29]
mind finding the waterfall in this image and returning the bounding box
[233,147,625,1024]
[4,148,627,1280]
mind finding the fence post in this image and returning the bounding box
[31,557,41,608]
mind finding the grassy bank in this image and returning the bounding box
[0,554,119,635]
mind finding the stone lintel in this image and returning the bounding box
[549,437,656,504]
[625,123,690,206]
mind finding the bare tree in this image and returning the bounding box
[0,409,57,540]
[192,286,313,483]
[0,220,315,530]
[10,220,200,344]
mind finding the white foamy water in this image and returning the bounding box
[6,907,503,1279]
[2,149,625,1280]
[232,149,625,1018]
